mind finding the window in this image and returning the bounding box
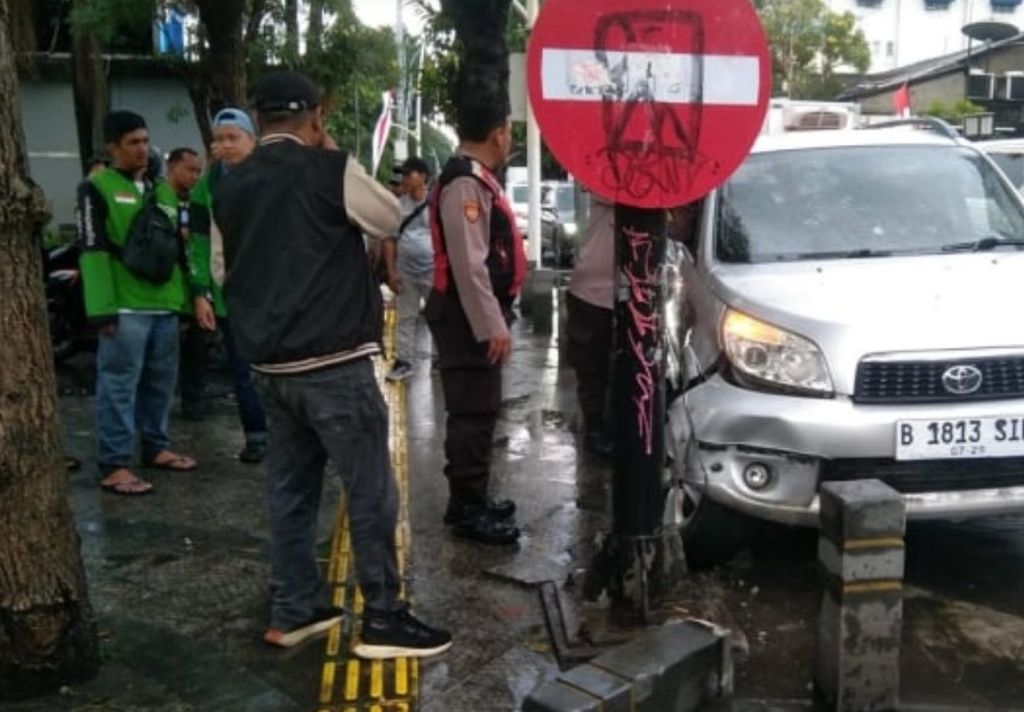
[886,41,895,57]
[967,73,996,100]
[991,0,1022,12]
[716,146,1024,264]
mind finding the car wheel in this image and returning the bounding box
[678,480,746,569]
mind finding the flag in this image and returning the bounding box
[371,90,394,178]
[893,83,911,118]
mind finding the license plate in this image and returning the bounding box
[896,416,1024,461]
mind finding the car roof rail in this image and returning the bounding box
[863,117,960,141]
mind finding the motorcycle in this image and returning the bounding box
[44,243,93,361]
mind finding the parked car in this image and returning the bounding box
[667,121,1024,564]
[541,181,578,268]
[508,181,574,268]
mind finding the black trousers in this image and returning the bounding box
[425,290,503,506]
[566,292,613,433]
[179,318,208,410]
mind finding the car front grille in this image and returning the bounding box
[820,457,1024,494]
[854,356,1024,404]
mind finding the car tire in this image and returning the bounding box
[678,482,747,569]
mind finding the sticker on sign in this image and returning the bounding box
[526,0,772,209]
[541,50,761,106]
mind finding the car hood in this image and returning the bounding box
[709,252,1024,395]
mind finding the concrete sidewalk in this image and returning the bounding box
[9,314,1024,711]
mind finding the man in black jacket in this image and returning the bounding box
[212,71,450,658]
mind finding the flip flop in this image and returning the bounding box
[100,477,154,497]
[144,452,198,472]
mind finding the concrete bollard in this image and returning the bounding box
[523,620,732,712]
[814,480,906,712]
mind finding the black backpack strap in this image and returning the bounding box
[396,199,428,239]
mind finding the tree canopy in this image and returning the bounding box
[755,0,871,99]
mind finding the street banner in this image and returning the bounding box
[372,90,394,177]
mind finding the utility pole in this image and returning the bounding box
[526,0,542,265]
[394,0,409,162]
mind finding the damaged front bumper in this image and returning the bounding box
[668,375,1024,526]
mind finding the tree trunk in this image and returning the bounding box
[0,0,100,700]
[69,0,108,175]
[284,0,298,63]
[307,0,325,53]
[196,0,247,114]
[441,0,512,121]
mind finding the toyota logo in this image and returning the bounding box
[941,365,984,396]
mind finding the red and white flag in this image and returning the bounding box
[371,90,394,177]
[893,83,911,118]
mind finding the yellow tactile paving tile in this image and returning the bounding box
[317,304,419,710]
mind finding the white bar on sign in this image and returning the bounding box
[541,48,760,106]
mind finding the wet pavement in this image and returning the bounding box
[7,310,1024,711]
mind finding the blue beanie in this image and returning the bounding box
[212,107,255,136]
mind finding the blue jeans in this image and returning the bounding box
[221,318,267,442]
[95,313,180,473]
[256,358,400,629]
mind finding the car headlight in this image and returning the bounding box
[721,309,833,396]
[563,222,578,237]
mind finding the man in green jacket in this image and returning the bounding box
[77,110,198,495]
[187,108,268,463]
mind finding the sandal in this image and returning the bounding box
[100,470,154,497]
[144,450,198,472]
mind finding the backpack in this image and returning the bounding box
[114,187,180,284]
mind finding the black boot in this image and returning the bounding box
[443,497,515,525]
[446,503,520,545]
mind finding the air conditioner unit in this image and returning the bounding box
[967,72,995,100]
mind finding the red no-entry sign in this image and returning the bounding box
[526,0,771,209]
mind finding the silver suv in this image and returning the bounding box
[666,122,1024,562]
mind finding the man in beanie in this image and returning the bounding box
[212,71,451,656]
[77,110,197,496]
[425,92,526,545]
[187,107,268,463]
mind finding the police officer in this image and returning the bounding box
[426,95,526,545]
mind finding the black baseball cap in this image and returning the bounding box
[250,71,321,113]
[400,157,431,176]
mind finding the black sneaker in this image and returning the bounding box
[353,607,452,659]
[239,440,267,464]
[263,607,345,648]
[443,498,516,525]
[450,508,521,545]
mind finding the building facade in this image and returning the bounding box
[827,0,1024,71]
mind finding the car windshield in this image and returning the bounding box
[716,145,1024,263]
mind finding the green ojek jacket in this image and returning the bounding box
[78,168,187,320]
[187,170,228,318]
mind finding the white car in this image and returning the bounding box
[667,120,1024,563]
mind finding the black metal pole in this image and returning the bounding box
[585,203,685,619]
[611,205,667,536]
